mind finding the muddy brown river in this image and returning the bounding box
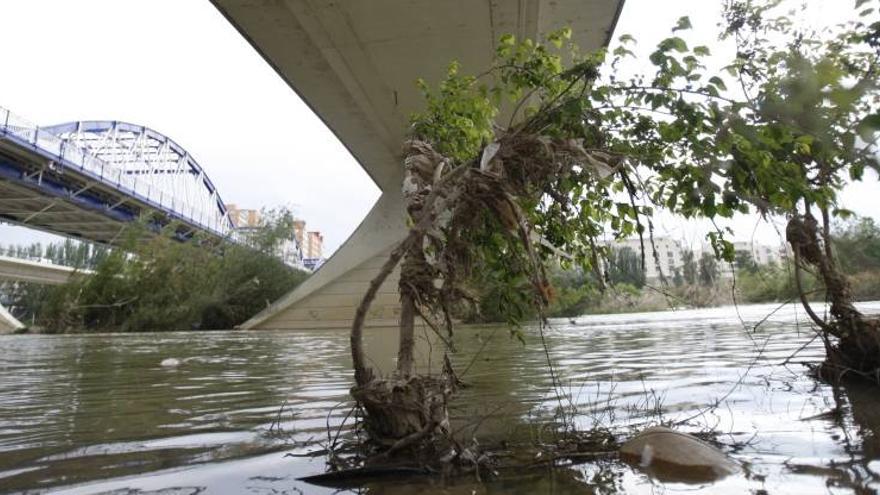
[1,302,879,494]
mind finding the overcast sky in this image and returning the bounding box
[0,0,876,255]
[0,0,378,254]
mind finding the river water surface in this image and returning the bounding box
[1,302,880,494]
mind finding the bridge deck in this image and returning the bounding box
[0,255,90,333]
[215,0,625,330]
[0,141,137,244]
[0,255,90,286]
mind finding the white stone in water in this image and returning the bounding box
[619,426,739,482]
[160,358,181,368]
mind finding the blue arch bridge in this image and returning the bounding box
[0,106,287,256]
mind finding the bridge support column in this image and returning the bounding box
[0,303,24,333]
[240,188,407,330]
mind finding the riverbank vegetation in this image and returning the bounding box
[341,0,880,469]
[540,217,880,316]
[0,209,307,332]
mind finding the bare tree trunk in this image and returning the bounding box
[787,211,880,382]
[351,241,411,386]
[397,290,416,378]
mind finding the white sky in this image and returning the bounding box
[0,0,877,255]
[0,0,378,254]
[607,0,880,251]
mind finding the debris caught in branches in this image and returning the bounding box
[347,0,880,469]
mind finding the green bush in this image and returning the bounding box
[36,211,307,333]
[735,261,817,303]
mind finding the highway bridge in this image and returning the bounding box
[0,254,90,286]
[0,254,91,332]
[0,107,239,246]
[211,0,626,330]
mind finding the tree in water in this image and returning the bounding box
[348,34,634,459]
[603,0,880,379]
[348,0,880,462]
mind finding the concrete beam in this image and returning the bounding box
[0,303,23,333]
[0,256,88,333]
[0,255,91,286]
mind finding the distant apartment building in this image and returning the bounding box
[292,219,323,260]
[610,236,683,281]
[609,236,784,282]
[713,240,786,278]
[276,238,303,269]
[732,241,784,266]
[225,205,324,271]
[305,231,323,259]
[225,204,261,229]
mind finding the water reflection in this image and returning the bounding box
[0,302,877,494]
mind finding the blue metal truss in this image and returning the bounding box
[0,106,237,242]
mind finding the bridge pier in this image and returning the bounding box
[241,188,406,330]
[0,303,23,333]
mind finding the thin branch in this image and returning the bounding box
[614,84,742,106]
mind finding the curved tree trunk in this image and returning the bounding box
[397,292,416,378]
[350,240,410,386]
[787,212,880,383]
[349,242,455,457]
[347,144,460,457]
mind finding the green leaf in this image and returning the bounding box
[547,28,568,48]
[618,33,636,45]
[708,76,727,91]
[672,16,692,32]
[613,46,635,58]
[829,88,861,108]
[857,114,880,140]
[850,162,866,181]
[833,208,855,219]
[667,36,688,52]
[693,45,711,56]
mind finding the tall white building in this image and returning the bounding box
[609,237,684,281]
[732,241,784,266]
[607,236,786,282]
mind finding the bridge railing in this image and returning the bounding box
[1,106,243,243]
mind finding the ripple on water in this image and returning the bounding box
[0,302,878,494]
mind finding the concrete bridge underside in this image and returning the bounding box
[212,0,625,330]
